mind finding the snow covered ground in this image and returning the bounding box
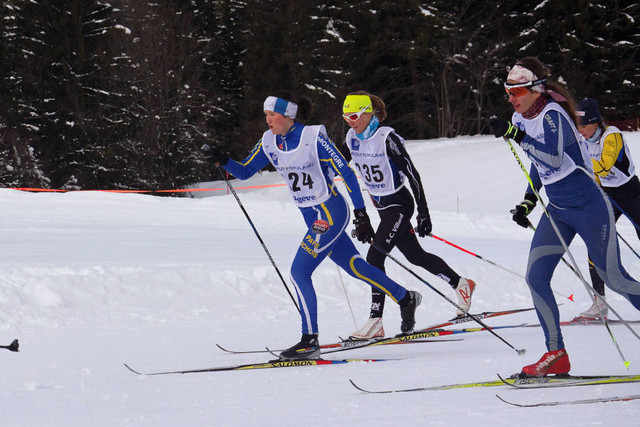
[1,133,640,426]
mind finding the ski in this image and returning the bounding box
[497,373,640,389]
[417,307,536,332]
[214,307,533,356]
[496,393,640,407]
[349,372,640,394]
[124,358,388,376]
[524,317,640,328]
[217,323,523,356]
[216,337,461,355]
[349,377,513,394]
[324,324,524,355]
[565,316,640,326]
[0,339,19,352]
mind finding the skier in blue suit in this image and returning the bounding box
[203,90,421,360]
[490,57,640,376]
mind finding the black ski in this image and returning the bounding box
[496,393,640,407]
[124,358,389,376]
[0,339,19,352]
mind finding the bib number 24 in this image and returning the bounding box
[288,172,315,191]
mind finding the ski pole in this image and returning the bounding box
[217,166,301,315]
[429,234,523,277]
[370,241,526,355]
[616,231,640,260]
[608,195,640,235]
[596,195,640,260]
[525,221,581,275]
[336,265,358,329]
[504,137,639,366]
[430,233,574,302]
[524,222,576,302]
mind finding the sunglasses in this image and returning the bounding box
[504,77,547,97]
[342,103,372,121]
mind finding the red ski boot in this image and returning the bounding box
[521,349,570,376]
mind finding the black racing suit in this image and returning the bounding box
[340,132,461,318]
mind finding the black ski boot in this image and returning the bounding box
[279,334,320,360]
[399,291,422,334]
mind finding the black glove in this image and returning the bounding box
[353,208,375,244]
[416,212,432,237]
[489,117,526,144]
[201,144,229,166]
[510,192,537,228]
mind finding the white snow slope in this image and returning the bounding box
[1,133,640,427]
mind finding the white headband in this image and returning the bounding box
[263,96,298,118]
[507,65,545,93]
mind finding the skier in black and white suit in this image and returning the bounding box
[338,91,476,340]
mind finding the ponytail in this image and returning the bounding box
[515,57,578,126]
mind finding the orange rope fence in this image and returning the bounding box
[6,178,346,194]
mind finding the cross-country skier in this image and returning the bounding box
[338,91,476,340]
[575,97,640,320]
[202,90,421,360]
[489,57,640,376]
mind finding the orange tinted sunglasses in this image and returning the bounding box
[504,77,547,97]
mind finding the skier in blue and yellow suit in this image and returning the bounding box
[203,90,421,361]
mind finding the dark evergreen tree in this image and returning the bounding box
[335,1,437,139]
[0,0,117,189]
[2,0,638,193]
[235,0,348,152]
[102,0,224,191]
[0,1,49,187]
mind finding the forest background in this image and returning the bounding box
[0,0,638,191]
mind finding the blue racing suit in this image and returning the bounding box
[513,99,640,351]
[222,122,408,335]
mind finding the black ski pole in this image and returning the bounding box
[368,240,525,355]
[217,166,301,315]
[0,339,19,352]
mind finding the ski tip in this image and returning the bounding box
[495,394,509,404]
[349,379,375,393]
[123,363,144,375]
